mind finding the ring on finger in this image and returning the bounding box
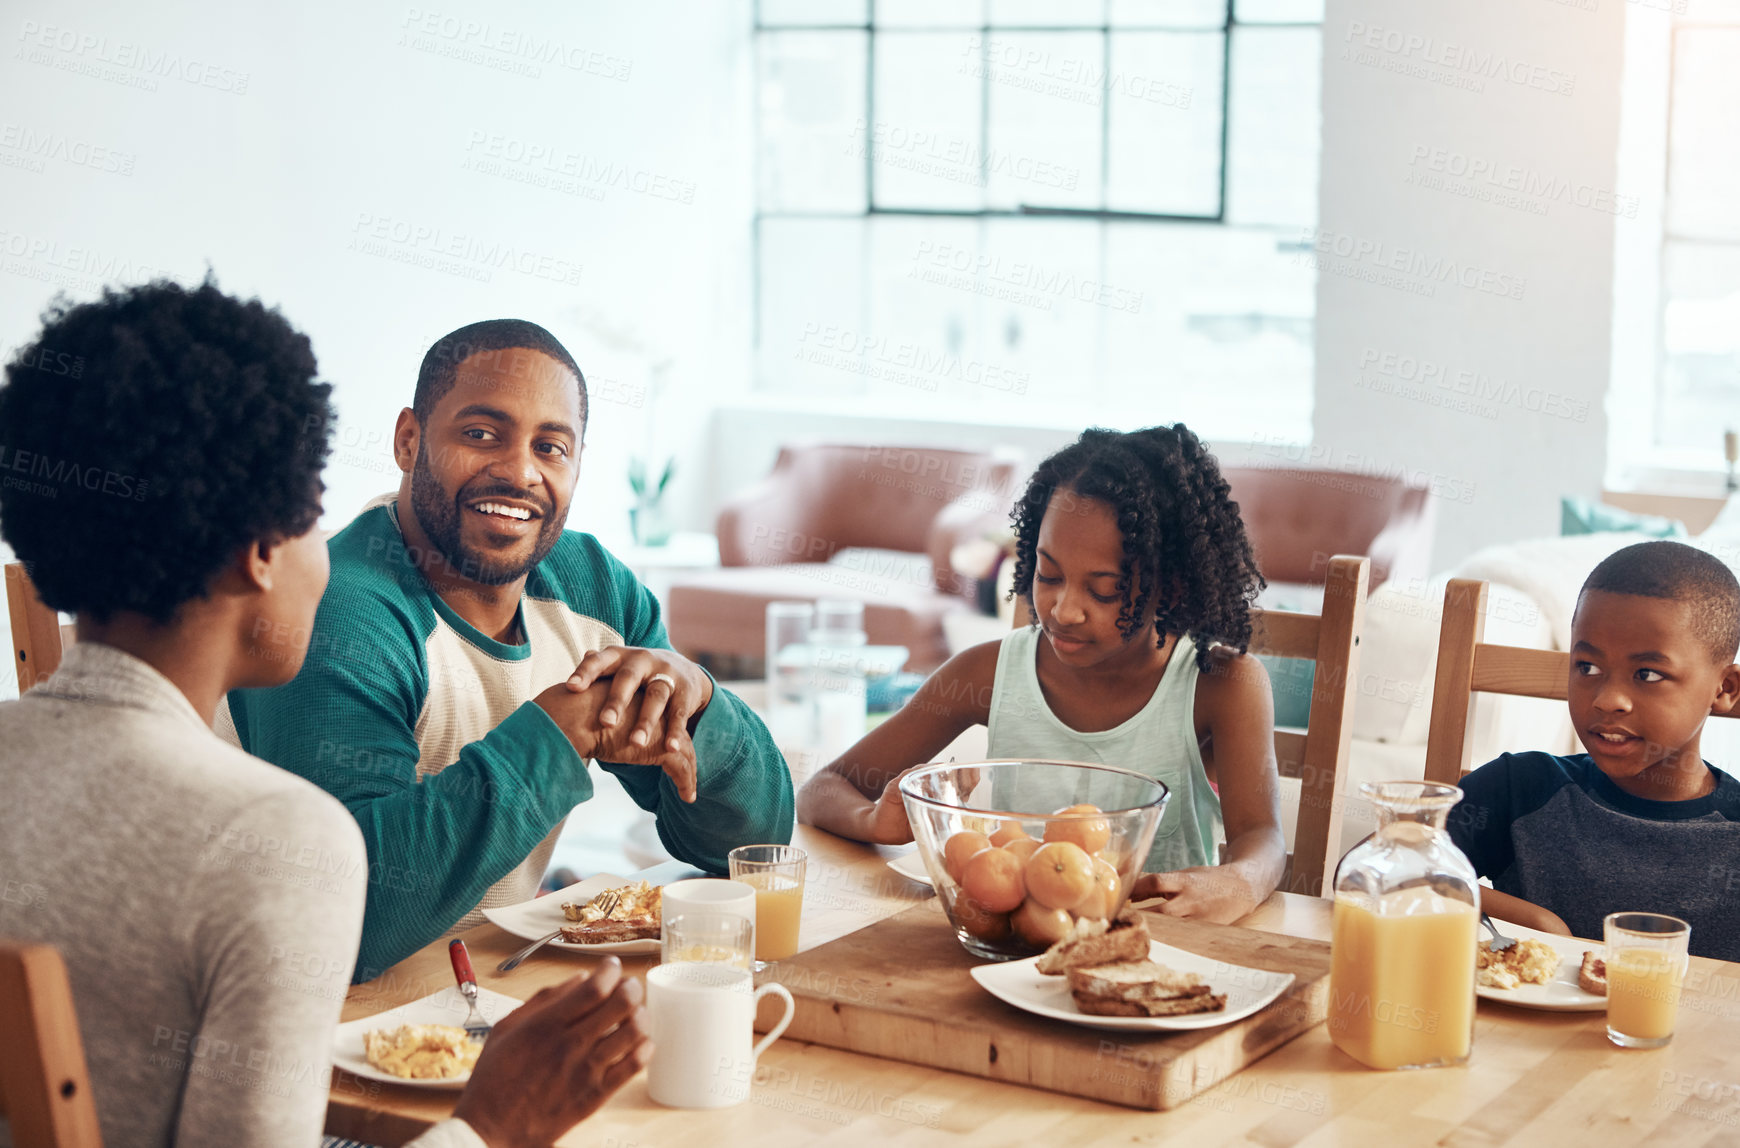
[646,673,677,692]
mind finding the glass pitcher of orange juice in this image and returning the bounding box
[1329,781,1480,1071]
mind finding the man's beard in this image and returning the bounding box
[410,442,564,586]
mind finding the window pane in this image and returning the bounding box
[864,216,992,407]
[878,0,985,27]
[1104,32,1225,216]
[871,32,987,210]
[1102,223,1314,439]
[1657,240,1740,453]
[1666,27,1740,243]
[1225,26,1319,228]
[1234,0,1324,21]
[758,217,868,395]
[984,31,1105,209]
[758,0,867,27]
[974,218,1108,406]
[1110,0,1228,30]
[758,31,868,212]
[988,0,1106,26]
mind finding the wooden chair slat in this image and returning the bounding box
[1273,729,1308,780]
[6,562,67,693]
[0,944,104,1147]
[1249,611,1321,661]
[1471,645,1571,700]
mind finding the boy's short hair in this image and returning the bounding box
[1581,540,1740,663]
[0,279,335,624]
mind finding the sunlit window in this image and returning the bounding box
[753,0,1322,439]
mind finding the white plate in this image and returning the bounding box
[332,986,522,1089]
[1475,922,1605,1012]
[970,940,1296,1032]
[886,849,932,887]
[482,873,661,955]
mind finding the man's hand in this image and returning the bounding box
[1132,866,1262,925]
[453,957,651,1148]
[535,678,698,802]
[564,646,714,760]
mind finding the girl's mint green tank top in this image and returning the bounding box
[985,626,1222,873]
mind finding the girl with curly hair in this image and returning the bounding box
[797,425,1285,923]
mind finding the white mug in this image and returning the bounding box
[663,878,757,928]
[646,962,795,1108]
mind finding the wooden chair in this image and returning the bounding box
[1251,554,1370,896]
[1015,555,1371,898]
[1425,577,1740,784]
[6,562,71,692]
[0,944,103,1147]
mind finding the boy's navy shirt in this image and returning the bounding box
[1448,751,1740,961]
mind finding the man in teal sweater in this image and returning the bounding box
[227,319,793,980]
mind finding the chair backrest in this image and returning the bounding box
[1424,577,1740,784]
[6,562,70,693]
[1221,466,1434,590]
[1013,554,1371,898]
[0,944,104,1147]
[1250,555,1371,896]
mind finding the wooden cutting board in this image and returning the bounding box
[757,901,1331,1111]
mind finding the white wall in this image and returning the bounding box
[1312,0,1630,566]
[0,0,755,548]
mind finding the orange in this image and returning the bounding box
[1043,804,1110,855]
[954,891,1012,941]
[942,831,992,883]
[1071,857,1123,921]
[1002,836,1042,866]
[1012,898,1074,948]
[989,822,1031,848]
[960,847,1027,913]
[1024,841,1096,910]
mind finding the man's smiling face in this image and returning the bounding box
[407,346,583,586]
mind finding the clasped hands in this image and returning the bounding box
[534,645,713,803]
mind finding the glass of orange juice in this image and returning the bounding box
[729,844,807,964]
[1604,912,1690,1049]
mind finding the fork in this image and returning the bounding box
[495,889,622,973]
[448,939,491,1041]
[1482,914,1518,952]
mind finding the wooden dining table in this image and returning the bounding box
[327,824,1740,1147]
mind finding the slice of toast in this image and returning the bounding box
[1067,960,1213,1002]
[1578,951,1607,996]
[1035,910,1150,975]
[1073,991,1229,1017]
[557,883,661,944]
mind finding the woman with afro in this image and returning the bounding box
[797,425,1284,924]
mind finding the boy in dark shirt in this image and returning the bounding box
[1449,540,1740,961]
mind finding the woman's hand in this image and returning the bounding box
[454,957,651,1148]
[1132,865,1262,925]
[861,769,918,846]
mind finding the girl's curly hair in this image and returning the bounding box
[1008,425,1265,671]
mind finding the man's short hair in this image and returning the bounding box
[0,279,335,623]
[1581,540,1740,663]
[412,319,586,428]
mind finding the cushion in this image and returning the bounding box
[1561,496,1686,538]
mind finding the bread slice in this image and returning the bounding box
[1073,991,1228,1017]
[1067,960,1213,1003]
[1578,951,1607,996]
[1035,910,1150,975]
[557,883,661,944]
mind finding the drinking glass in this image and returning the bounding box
[1605,911,1690,1049]
[661,912,754,971]
[728,844,807,964]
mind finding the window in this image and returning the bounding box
[753,0,1321,439]
[1657,9,1740,459]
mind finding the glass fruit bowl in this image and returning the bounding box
[899,759,1170,960]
